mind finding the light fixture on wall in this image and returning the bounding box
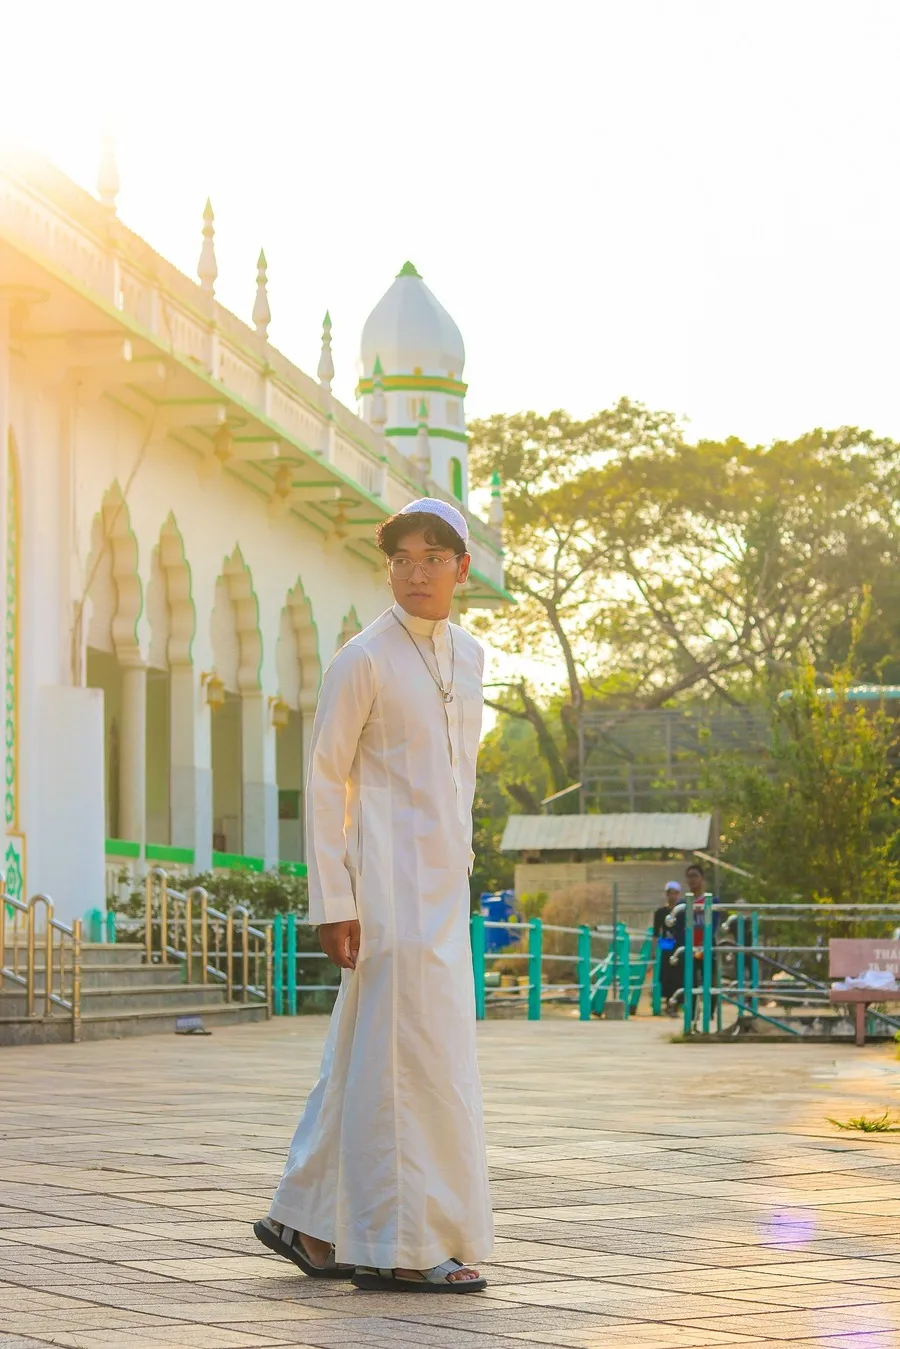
[201,671,226,710]
[269,695,290,731]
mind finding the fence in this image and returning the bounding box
[663,895,900,1038]
[1,876,83,1040]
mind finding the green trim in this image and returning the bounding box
[279,860,309,878]
[356,375,467,398]
[146,843,195,864]
[397,260,421,277]
[469,567,516,604]
[386,426,469,444]
[212,851,265,872]
[450,456,464,500]
[106,838,141,859]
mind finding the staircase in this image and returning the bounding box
[0,871,272,1047]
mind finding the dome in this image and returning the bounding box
[360,262,465,379]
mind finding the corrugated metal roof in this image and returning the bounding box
[500,813,712,853]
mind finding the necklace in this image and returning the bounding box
[392,611,455,704]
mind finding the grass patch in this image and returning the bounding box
[828,1109,900,1132]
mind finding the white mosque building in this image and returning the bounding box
[0,146,507,925]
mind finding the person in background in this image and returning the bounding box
[653,881,682,1014]
[672,861,720,1020]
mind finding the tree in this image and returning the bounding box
[712,643,900,910]
[469,405,900,802]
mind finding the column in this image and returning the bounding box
[119,664,147,852]
[298,688,318,862]
[169,665,213,872]
[242,691,278,866]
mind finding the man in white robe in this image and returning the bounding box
[255,498,493,1293]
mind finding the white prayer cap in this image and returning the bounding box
[665,880,682,892]
[398,497,468,544]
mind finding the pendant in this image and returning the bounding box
[443,691,454,704]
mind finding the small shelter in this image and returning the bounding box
[500,813,713,927]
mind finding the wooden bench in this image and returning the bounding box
[829,939,900,1045]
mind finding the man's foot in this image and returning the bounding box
[253,1218,354,1278]
[395,1265,481,1283]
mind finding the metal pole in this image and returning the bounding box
[528,917,543,1021]
[287,913,298,1015]
[144,870,154,964]
[578,924,592,1021]
[750,910,760,1017]
[683,896,694,1035]
[470,912,486,1021]
[619,923,631,1020]
[264,925,273,1019]
[652,940,662,1016]
[71,919,82,1043]
[273,914,284,1016]
[736,913,746,1015]
[702,893,713,1035]
[611,882,619,1000]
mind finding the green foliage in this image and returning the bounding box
[111,868,309,921]
[712,642,900,910]
[828,1110,900,1132]
[469,403,900,801]
[470,707,555,900]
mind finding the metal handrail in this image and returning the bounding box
[0,874,81,1039]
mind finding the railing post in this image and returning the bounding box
[470,912,486,1021]
[184,888,193,985]
[750,909,760,1017]
[105,910,116,944]
[199,889,209,983]
[144,870,154,964]
[652,939,663,1016]
[71,918,82,1044]
[273,914,284,1016]
[629,926,653,1016]
[578,924,592,1021]
[286,913,298,1015]
[736,913,746,1016]
[683,896,694,1036]
[264,924,273,1019]
[701,893,713,1035]
[528,917,543,1021]
[618,923,631,1020]
[226,910,234,1002]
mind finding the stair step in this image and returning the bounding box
[15,964,187,991]
[0,1001,267,1046]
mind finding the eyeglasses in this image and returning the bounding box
[387,554,463,579]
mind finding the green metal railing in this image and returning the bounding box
[663,897,900,1038]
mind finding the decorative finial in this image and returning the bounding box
[413,399,431,477]
[318,311,334,391]
[97,135,120,214]
[370,354,386,434]
[252,249,271,343]
[198,199,218,297]
[489,469,504,528]
[397,260,422,278]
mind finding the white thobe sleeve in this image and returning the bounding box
[306,644,376,927]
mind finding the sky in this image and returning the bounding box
[3,1,900,447]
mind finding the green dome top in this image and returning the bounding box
[397,260,421,278]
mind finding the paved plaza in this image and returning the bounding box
[2,1017,900,1349]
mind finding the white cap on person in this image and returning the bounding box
[665,880,682,892]
[399,497,468,545]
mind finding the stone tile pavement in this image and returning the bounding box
[2,1016,900,1347]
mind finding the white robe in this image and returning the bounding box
[268,603,494,1270]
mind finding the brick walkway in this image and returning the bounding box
[2,1016,900,1348]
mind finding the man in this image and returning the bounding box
[652,881,682,1013]
[254,498,492,1294]
[672,862,719,1020]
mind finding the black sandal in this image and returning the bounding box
[253,1217,354,1279]
[352,1259,486,1293]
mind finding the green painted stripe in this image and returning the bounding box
[357,376,467,397]
[212,851,265,873]
[146,844,195,865]
[385,426,469,444]
[279,861,309,878]
[105,838,141,859]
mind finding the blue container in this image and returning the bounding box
[480,891,520,953]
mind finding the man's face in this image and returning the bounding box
[686,868,704,896]
[387,529,470,621]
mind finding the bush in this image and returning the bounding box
[111,868,309,921]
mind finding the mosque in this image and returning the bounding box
[0,145,508,925]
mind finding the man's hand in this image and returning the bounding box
[319,919,361,971]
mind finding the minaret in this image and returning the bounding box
[357,262,467,502]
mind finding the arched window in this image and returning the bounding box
[449,457,464,500]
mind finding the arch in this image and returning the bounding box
[210,546,262,692]
[146,514,195,670]
[85,482,143,665]
[337,606,362,651]
[449,456,464,500]
[277,580,321,712]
